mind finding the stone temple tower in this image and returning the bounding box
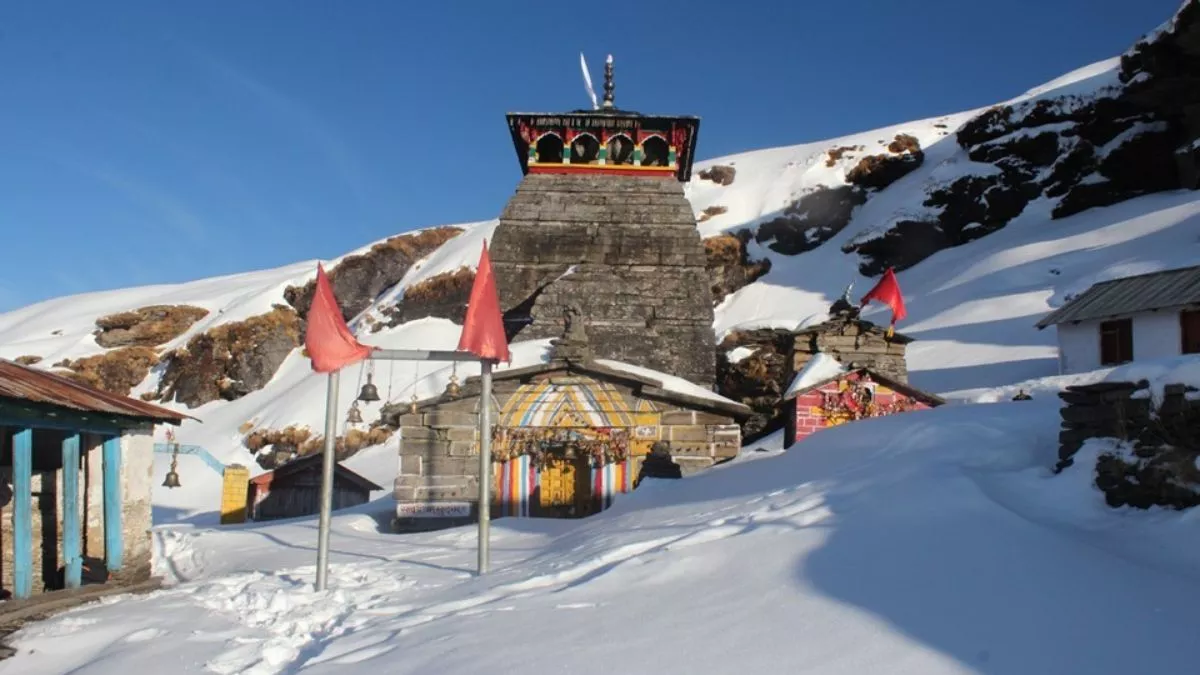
[493,56,715,387]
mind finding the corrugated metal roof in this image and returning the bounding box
[0,358,191,424]
[1036,264,1200,328]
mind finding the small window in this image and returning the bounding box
[1099,318,1133,365]
[535,134,564,164]
[642,136,669,167]
[1182,309,1200,354]
[569,134,599,164]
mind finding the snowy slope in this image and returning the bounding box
[6,390,1200,674]
[2,24,1199,521]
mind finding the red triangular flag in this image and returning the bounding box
[859,267,907,336]
[457,241,511,362]
[305,263,373,373]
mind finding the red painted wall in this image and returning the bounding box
[788,372,931,447]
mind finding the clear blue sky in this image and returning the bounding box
[0,0,1181,311]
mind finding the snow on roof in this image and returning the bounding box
[783,352,846,400]
[592,359,742,407]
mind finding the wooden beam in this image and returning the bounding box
[11,428,33,599]
[0,401,139,436]
[62,433,82,589]
[102,436,123,572]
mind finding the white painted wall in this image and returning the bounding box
[1055,311,1184,374]
[1134,312,1182,361]
[1057,321,1102,374]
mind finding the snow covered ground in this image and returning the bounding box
[3,8,1200,672]
[6,389,1200,674]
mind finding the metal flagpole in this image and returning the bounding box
[478,359,493,575]
[315,369,340,591]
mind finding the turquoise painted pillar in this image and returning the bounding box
[102,436,123,572]
[12,428,33,599]
[62,434,82,589]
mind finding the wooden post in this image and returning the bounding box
[12,428,33,599]
[102,435,123,572]
[62,433,82,589]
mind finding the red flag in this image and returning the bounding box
[457,240,511,362]
[305,263,373,372]
[859,267,907,337]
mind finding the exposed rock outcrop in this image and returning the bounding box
[756,185,868,255]
[14,355,41,366]
[715,328,795,440]
[284,227,462,321]
[245,424,394,469]
[844,134,925,190]
[62,346,159,396]
[158,306,301,408]
[842,4,1200,275]
[93,305,209,348]
[697,205,728,223]
[825,145,862,167]
[382,267,474,328]
[704,230,772,306]
[698,165,736,186]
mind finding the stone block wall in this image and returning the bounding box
[490,174,716,387]
[1056,380,1200,509]
[793,321,909,384]
[390,370,742,528]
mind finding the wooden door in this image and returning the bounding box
[538,455,592,518]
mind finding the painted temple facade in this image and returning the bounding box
[388,330,749,529]
[780,298,944,448]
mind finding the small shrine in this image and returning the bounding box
[779,290,943,447]
[791,286,914,383]
[388,310,749,530]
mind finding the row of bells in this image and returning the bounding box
[162,373,464,489]
[346,372,462,424]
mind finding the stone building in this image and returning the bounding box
[781,355,943,448]
[773,296,942,447]
[491,56,716,387]
[791,307,914,384]
[387,324,749,531]
[0,359,187,600]
[1035,263,1200,374]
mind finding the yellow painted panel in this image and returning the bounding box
[220,464,250,525]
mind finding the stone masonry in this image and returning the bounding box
[1056,380,1200,509]
[490,174,716,387]
[792,317,911,384]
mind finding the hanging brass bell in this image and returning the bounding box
[162,468,181,489]
[346,401,363,425]
[357,373,381,402]
[409,394,420,415]
[445,374,461,398]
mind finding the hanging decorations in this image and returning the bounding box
[819,375,916,422]
[445,362,461,398]
[346,401,364,425]
[489,426,630,468]
[357,360,381,402]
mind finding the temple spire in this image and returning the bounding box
[602,54,615,109]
